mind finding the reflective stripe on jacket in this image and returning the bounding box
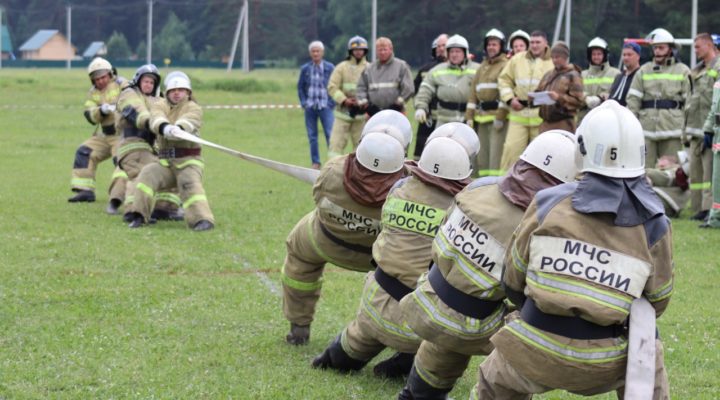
[327,57,368,121]
[685,56,720,139]
[415,60,480,125]
[497,49,553,126]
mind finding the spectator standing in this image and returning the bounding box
[298,41,335,169]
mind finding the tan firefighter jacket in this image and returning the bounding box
[149,97,203,168]
[498,48,553,126]
[327,57,368,121]
[414,60,480,125]
[116,86,160,159]
[579,62,620,121]
[83,77,126,136]
[685,56,720,139]
[465,54,509,124]
[627,57,691,140]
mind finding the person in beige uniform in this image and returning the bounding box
[326,36,369,159]
[124,71,214,231]
[311,123,479,379]
[356,37,414,116]
[282,110,412,345]
[116,64,182,221]
[579,37,621,123]
[68,57,128,213]
[465,29,509,177]
[472,101,673,400]
[497,31,553,171]
[396,130,577,400]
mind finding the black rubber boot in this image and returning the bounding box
[397,366,451,400]
[151,209,171,220]
[373,352,415,379]
[285,323,310,346]
[127,212,144,228]
[105,198,122,215]
[691,210,709,221]
[193,220,214,231]
[311,335,367,372]
[68,190,95,203]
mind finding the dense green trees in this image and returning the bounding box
[1,0,718,67]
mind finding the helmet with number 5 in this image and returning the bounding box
[356,132,405,173]
[576,100,645,178]
[519,130,578,182]
[426,122,480,158]
[419,137,473,180]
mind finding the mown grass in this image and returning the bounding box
[0,68,718,399]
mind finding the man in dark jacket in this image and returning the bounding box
[533,41,584,133]
[298,41,335,169]
[412,34,448,160]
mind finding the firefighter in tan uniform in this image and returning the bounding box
[312,123,479,379]
[507,30,530,58]
[396,130,578,400]
[578,37,621,123]
[465,29,509,177]
[414,35,479,127]
[116,64,182,221]
[497,31,553,171]
[124,71,214,231]
[68,57,128,214]
[627,28,691,169]
[282,111,412,345]
[684,33,719,220]
[472,101,673,400]
[327,36,369,159]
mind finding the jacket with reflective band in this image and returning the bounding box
[312,155,385,249]
[116,87,160,157]
[536,64,585,123]
[505,182,674,326]
[149,98,203,166]
[578,62,620,121]
[498,49,553,126]
[84,78,125,134]
[433,178,523,301]
[685,56,720,139]
[626,58,691,140]
[704,79,720,135]
[328,57,368,121]
[374,176,455,288]
[414,60,480,124]
[465,55,509,123]
[356,55,414,109]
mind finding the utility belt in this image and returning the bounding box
[101,125,116,135]
[428,264,502,320]
[159,147,201,159]
[123,127,155,144]
[517,99,538,109]
[318,222,373,254]
[641,99,684,110]
[438,100,467,112]
[372,261,413,302]
[475,100,499,111]
[520,297,625,340]
[367,102,403,117]
[715,113,720,125]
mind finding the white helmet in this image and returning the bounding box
[508,29,530,51]
[576,100,645,178]
[484,29,506,51]
[361,110,412,150]
[88,57,112,79]
[446,34,469,53]
[647,28,676,47]
[356,132,405,173]
[520,130,578,182]
[419,137,472,180]
[426,122,480,158]
[586,37,609,64]
[164,71,192,93]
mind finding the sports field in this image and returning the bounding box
[0,68,718,399]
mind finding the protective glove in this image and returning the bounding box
[703,132,714,151]
[414,109,427,123]
[121,106,139,126]
[163,124,182,141]
[493,119,505,130]
[395,96,405,106]
[100,103,116,115]
[585,95,601,109]
[465,119,474,127]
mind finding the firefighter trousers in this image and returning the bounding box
[499,121,540,172]
[475,122,507,177]
[327,117,364,159]
[706,143,720,227]
[70,134,126,201]
[688,137,713,212]
[118,149,181,212]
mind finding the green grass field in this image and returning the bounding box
[0,68,718,399]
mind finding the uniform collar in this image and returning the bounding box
[571,173,664,226]
[589,62,609,72]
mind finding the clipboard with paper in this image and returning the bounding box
[528,91,556,106]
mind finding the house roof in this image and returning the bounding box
[19,29,59,51]
[83,41,105,58]
[1,25,12,52]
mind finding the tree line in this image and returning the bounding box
[1,0,718,67]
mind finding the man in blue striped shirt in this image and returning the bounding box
[298,41,335,169]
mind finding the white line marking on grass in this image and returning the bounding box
[233,255,281,297]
